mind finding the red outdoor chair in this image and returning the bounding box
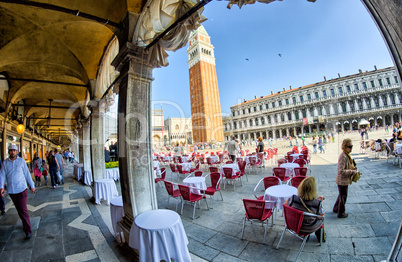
[276,158,287,167]
[169,163,178,180]
[164,181,181,211]
[254,176,281,200]
[236,157,242,163]
[237,160,248,182]
[287,176,307,188]
[256,153,264,167]
[226,161,234,164]
[155,167,167,185]
[177,164,189,180]
[201,172,223,207]
[249,157,259,173]
[223,167,241,190]
[241,199,275,244]
[285,155,293,163]
[178,184,209,219]
[292,159,307,168]
[209,166,219,173]
[194,171,203,177]
[276,204,324,261]
[273,167,290,183]
[207,157,216,168]
[190,160,201,173]
[293,167,310,177]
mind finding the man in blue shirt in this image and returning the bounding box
[0,144,36,239]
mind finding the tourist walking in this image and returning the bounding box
[54,149,65,184]
[312,137,318,153]
[0,144,36,239]
[47,150,61,189]
[318,137,325,153]
[33,153,42,187]
[41,160,49,186]
[333,139,361,218]
[227,136,237,162]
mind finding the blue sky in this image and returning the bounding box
[151,0,394,119]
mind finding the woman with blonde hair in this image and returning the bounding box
[333,138,360,218]
[288,176,325,242]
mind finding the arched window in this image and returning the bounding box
[175,125,179,130]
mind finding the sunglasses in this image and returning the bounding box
[346,145,353,148]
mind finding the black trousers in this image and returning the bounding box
[230,155,235,161]
[333,185,348,215]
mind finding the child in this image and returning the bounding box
[41,160,49,186]
[33,158,42,187]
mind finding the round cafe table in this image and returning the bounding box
[129,209,191,262]
[110,196,124,242]
[280,162,300,177]
[263,184,298,210]
[94,179,119,205]
[183,177,207,194]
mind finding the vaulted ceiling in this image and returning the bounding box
[0,0,146,145]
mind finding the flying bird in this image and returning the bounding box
[278,53,282,57]
[245,58,249,61]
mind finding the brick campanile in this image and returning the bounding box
[187,25,224,143]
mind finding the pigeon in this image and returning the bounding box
[245,58,249,61]
[278,54,282,57]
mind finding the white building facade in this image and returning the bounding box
[223,67,401,141]
[164,117,193,146]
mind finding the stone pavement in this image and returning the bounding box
[0,130,401,261]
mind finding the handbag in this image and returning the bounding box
[56,171,62,182]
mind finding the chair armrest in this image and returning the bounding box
[253,178,264,199]
[303,211,325,220]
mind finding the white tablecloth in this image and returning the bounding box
[178,163,192,172]
[220,163,240,177]
[264,184,298,210]
[94,179,119,205]
[73,163,84,181]
[110,196,124,242]
[244,156,257,165]
[182,156,189,162]
[207,155,219,163]
[105,168,120,181]
[183,177,207,194]
[290,153,303,160]
[129,209,191,262]
[280,163,300,177]
[84,170,92,186]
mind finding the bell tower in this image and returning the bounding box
[187,25,224,143]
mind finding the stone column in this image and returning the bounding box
[370,97,376,108]
[395,93,400,104]
[379,96,384,107]
[78,128,84,163]
[313,107,318,117]
[386,93,392,106]
[330,104,335,115]
[346,101,351,112]
[111,43,158,238]
[74,132,80,163]
[338,103,343,114]
[82,120,92,173]
[308,125,312,133]
[279,129,283,138]
[258,118,262,126]
[90,103,106,181]
[354,99,359,111]
[363,98,368,110]
[291,111,296,121]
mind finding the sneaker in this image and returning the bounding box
[25,233,32,240]
[337,213,348,218]
[53,186,56,189]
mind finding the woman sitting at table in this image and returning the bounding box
[287,176,325,242]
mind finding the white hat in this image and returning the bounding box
[8,144,18,151]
